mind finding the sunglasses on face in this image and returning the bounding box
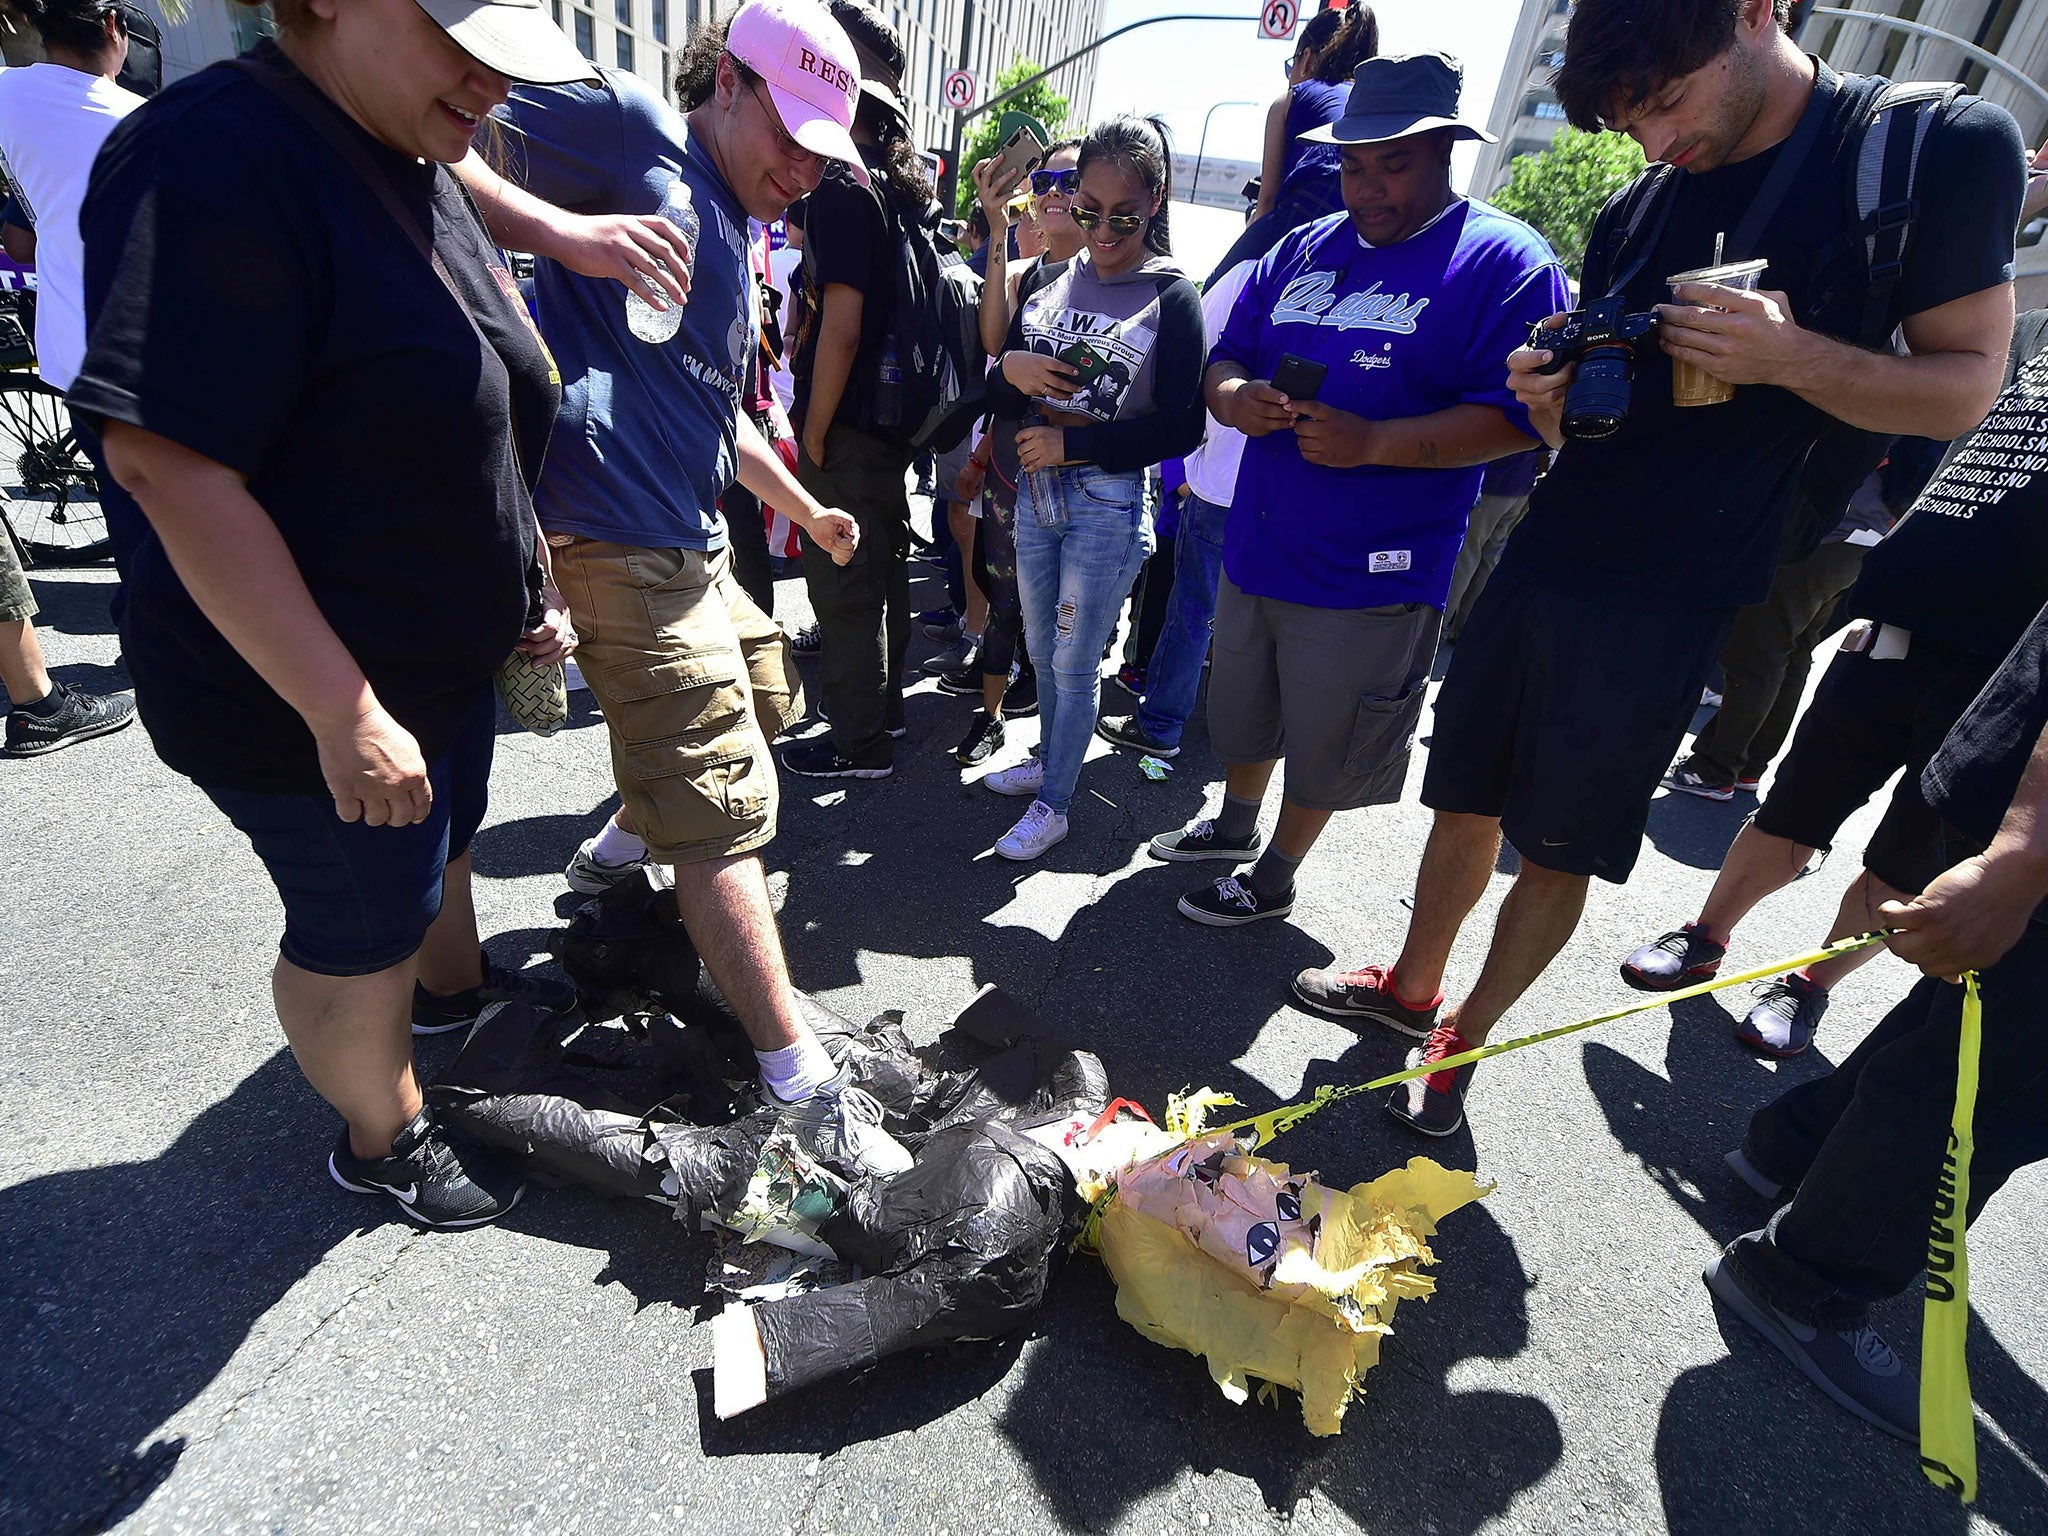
[1030,167,1079,195]
[1070,206,1146,235]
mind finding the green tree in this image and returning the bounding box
[1489,127,1647,283]
[954,59,1075,219]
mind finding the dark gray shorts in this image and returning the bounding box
[1,530,34,625]
[1205,574,1440,812]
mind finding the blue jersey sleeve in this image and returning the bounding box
[495,79,626,214]
[1462,241,1570,435]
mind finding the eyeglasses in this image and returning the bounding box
[1030,167,1079,195]
[741,69,813,163]
[1069,206,1146,235]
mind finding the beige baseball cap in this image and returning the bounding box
[412,0,600,85]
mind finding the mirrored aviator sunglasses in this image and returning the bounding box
[1070,206,1146,235]
[1030,167,1079,196]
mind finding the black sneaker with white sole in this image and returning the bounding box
[1177,873,1293,927]
[953,710,1005,765]
[1094,712,1180,757]
[1002,671,1038,718]
[1704,1245,1917,1442]
[3,682,138,757]
[1384,1022,1481,1137]
[328,1108,526,1228]
[1150,816,1262,862]
[1663,755,1736,801]
[780,739,892,779]
[412,963,576,1037]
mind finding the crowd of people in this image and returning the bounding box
[7,0,2048,1459]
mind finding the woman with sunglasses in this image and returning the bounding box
[978,116,1205,860]
[1206,2,1376,288]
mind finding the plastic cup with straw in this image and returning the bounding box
[1668,231,1767,407]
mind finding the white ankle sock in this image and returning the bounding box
[589,819,647,867]
[756,1035,836,1104]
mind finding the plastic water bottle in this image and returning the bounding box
[1022,410,1067,528]
[624,179,698,345]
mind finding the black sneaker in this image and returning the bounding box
[412,963,576,1037]
[1704,1245,1917,1442]
[1149,816,1261,862]
[789,623,822,657]
[1095,713,1180,757]
[1663,755,1736,801]
[3,682,137,758]
[1735,973,1830,1058]
[1290,963,1442,1038]
[328,1108,526,1228]
[917,606,961,640]
[780,739,892,779]
[953,710,1005,765]
[1620,923,1727,991]
[1177,873,1293,927]
[1385,1022,1479,1138]
[921,637,977,676]
[1002,670,1038,719]
[935,662,983,696]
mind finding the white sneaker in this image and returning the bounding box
[996,800,1069,861]
[983,755,1044,798]
[772,1069,915,1179]
[564,834,657,895]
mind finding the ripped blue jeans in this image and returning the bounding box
[1013,465,1153,814]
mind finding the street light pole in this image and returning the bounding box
[1808,7,2048,118]
[1191,99,1256,207]
[943,11,1261,211]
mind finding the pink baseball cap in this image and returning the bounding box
[726,0,870,188]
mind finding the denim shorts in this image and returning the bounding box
[202,687,496,976]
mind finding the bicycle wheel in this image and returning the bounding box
[0,373,112,565]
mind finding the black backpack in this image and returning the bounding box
[1596,72,1964,352]
[827,176,983,452]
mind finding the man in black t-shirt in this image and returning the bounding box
[1293,0,2026,1139]
[1621,313,2048,1059]
[1704,602,2048,1443]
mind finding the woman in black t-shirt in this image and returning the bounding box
[70,0,597,1229]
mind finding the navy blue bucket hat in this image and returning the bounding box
[1302,51,1498,146]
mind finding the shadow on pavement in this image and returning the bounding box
[21,572,119,639]
[1641,790,1754,873]
[0,1052,350,1535]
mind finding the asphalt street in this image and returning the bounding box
[5,536,2046,1536]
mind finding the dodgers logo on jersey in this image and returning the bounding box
[1273,270,1430,334]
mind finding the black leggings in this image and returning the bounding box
[973,506,1032,684]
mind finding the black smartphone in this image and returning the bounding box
[1270,353,1327,402]
[1058,339,1112,386]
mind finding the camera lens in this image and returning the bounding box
[1561,344,1635,441]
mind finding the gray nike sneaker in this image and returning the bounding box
[1704,1243,1917,1442]
[328,1108,526,1229]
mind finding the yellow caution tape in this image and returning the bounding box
[1919,970,1981,1503]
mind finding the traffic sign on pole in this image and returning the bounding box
[1258,0,1297,40]
[942,68,976,109]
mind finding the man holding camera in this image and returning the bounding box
[1139,53,1568,928]
[1293,0,2025,1138]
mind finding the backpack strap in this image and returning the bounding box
[1852,79,1963,344]
[1596,163,1679,299]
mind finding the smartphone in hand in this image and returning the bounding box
[1269,353,1327,403]
[1057,339,1112,386]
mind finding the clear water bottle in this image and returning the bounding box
[1022,410,1066,528]
[624,179,698,345]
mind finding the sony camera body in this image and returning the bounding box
[1531,297,1662,441]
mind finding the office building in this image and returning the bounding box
[1470,0,2048,195]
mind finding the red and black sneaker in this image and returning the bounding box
[1290,963,1442,1038]
[1620,923,1727,992]
[1385,1022,1479,1138]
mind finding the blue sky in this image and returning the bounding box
[1090,0,1524,191]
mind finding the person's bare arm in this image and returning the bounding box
[100,421,431,827]
[731,412,857,564]
[0,221,32,265]
[801,283,863,468]
[971,156,1023,356]
[1290,401,1537,470]
[452,150,690,309]
[1252,93,1290,223]
[1207,359,1300,437]
[1657,279,2013,440]
[1882,711,2048,980]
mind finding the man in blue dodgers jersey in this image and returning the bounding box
[1298,0,2023,1140]
[454,0,917,1176]
[1144,53,1569,931]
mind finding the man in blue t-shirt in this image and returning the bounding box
[1297,0,2024,1143]
[456,0,913,1172]
[1142,53,1567,933]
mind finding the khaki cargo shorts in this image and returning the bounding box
[1,529,35,624]
[550,536,801,866]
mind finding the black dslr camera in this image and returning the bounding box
[1530,297,1662,442]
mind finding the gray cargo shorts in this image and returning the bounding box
[1205,573,1440,812]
